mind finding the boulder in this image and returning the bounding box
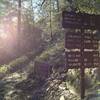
[34,61,52,80]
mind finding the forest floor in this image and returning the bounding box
[0,38,100,100]
[0,64,100,100]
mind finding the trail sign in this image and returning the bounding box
[62,11,82,29]
[62,11,100,29]
[65,51,99,68]
[65,31,99,68]
[62,11,100,99]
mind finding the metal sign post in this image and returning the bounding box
[62,11,100,100]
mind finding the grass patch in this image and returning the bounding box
[36,42,64,61]
[0,65,7,73]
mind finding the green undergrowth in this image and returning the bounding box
[0,38,99,100]
[0,65,8,73]
[36,42,64,60]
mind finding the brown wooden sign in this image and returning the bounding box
[65,31,99,68]
[65,32,99,49]
[62,11,100,29]
[84,40,98,49]
[65,51,99,68]
[65,51,81,68]
[62,11,100,99]
[83,51,99,67]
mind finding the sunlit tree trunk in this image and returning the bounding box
[17,0,21,53]
[18,0,21,35]
[56,0,59,12]
[50,0,53,40]
[30,0,34,23]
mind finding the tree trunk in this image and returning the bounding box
[30,0,34,23]
[56,0,59,12]
[50,0,53,40]
[17,0,21,53]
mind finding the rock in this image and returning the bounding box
[60,95,65,100]
[34,61,52,80]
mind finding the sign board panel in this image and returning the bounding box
[63,11,100,99]
[84,40,98,49]
[65,31,99,68]
[65,32,99,49]
[83,51,99,67]
[65,43,82,49]
[62,11,82,29]
[65,51,99,68]
[65,51,81,68]
[62,11,100,29]
[65,32,82,49]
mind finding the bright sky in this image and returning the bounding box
[23,0,40,21]
[0,0,40,37]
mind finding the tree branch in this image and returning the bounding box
[41,0,46,7]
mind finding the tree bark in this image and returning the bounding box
[17,0,21,52]
[50,0,53,40]
[56,0,59,12]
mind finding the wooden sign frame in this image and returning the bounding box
[62,11,100,29]
[62,11,100,100]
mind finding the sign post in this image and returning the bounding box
[80,29,85,99]
[80,67,85,99]
[62,11,100,100]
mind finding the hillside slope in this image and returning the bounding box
[0,35,100,100]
